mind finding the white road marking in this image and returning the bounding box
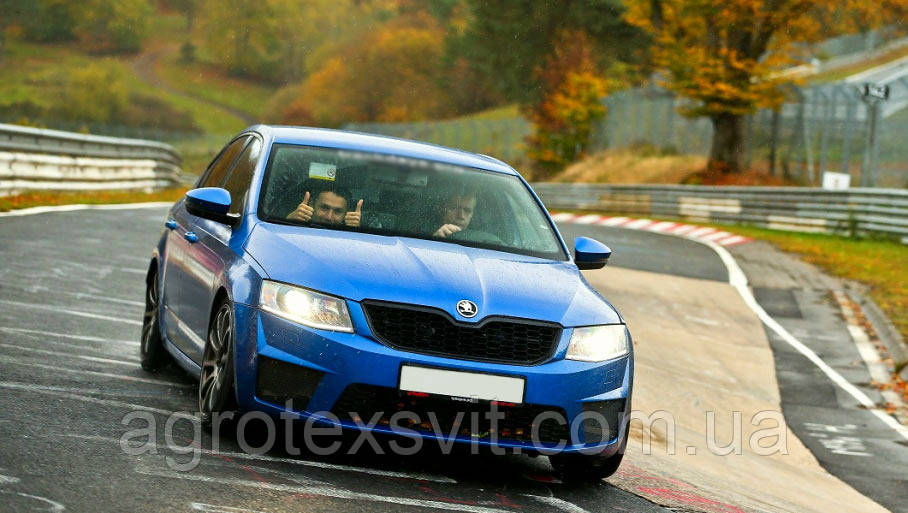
[0,381,195,419]
[118,268,148,275]
[646,221,677,232]
[701,231,733,242]
[0,299,142,326]
[0,343,136,366]
[687,227,716,238]
[0,326,139,347]
[0,201,172,217]
[0,357,191,388]
[599,216,630,226]
[549,213,577,222]
[0,282,144,307]
[134,465,504,513]
[698,238,908,442]
[668,224,697,235]
[66,434,458,484]
[717,235,748,246]
[525,495,591,513]
[1,335,139,360]
[0,490,65,512]
[832,291,905,408]
[622,218,653,230]
[804,423,872,457]
[573,215,602,224]
[191,503,265,513]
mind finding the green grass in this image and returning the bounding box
[156,52,275,120]
[453,104,522,121]
[0,188,188,212]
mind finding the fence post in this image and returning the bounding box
[819,88,833,179]
[861,97,882,187]
[841,87,857,176]
[665,94,676,150]
[803,88,816,184]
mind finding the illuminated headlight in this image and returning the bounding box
[259,280,353,332]
[566,325,629,362]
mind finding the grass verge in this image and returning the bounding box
[0,188,187,212]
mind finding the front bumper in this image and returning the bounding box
[232,303,633,454]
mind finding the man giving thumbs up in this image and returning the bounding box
[287,188,363,228]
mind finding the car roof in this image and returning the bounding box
[248,125,517,175]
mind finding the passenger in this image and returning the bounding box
[287,187,363,227]
[432,192,476,238]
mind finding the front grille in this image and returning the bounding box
[331,384,570,445]
[256,355,324,411]
[362,302,561,365]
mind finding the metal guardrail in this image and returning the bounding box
[532,183,908,240]
[0,123,182,196]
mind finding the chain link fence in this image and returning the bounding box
[593,76,908,188]
[343,118,531,164]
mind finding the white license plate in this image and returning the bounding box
[399,365,525,403]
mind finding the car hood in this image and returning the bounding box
[246,223,622,327]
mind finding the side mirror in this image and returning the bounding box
[574,237,611,270]
[185,187,238,226]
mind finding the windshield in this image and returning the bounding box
[258,144,566,260]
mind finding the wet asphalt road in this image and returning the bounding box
[0,206,673,513]
[2,206,904,512]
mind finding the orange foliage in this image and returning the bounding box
[525,32,610,172]
[625,0,908,118]
[281,21,451,127]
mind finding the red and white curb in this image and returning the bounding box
[550,212,752,247]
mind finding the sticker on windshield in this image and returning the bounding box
[308,162,337,181]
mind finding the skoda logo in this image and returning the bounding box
[456,299,478,318]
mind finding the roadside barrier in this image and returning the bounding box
[532,183,908,240]
[0,123,182,197]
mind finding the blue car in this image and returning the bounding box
[141,125,633,481]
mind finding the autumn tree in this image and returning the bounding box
[454,0,647,105]
[625,0,908,174]
[280,21,452,126]
[525,32,609,171]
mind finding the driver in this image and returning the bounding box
[433,193,476,238]
[287,187,363,227]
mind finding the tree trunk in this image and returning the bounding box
[708,112,746,174]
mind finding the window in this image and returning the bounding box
[257,144,566,260]
[200,136,249,189]
[222,138,262,215]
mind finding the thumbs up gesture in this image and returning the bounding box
[345,199,363,227]
[287,191,313,222]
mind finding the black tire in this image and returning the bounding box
[549,450,625,483]
[199,298,238,428]
[140,269,169,372]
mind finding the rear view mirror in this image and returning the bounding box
[574,237,611,270]
[185,187,238,226]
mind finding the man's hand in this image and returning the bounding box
[344,199,363,227]
[287,191,313,222]
[433,224,461,238]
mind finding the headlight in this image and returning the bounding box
[259,280,353,333]
[566,325,629,362]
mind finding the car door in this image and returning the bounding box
[165,135,250,361]
[181,135,262,360]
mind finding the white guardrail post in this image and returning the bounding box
[0,123,182,197]
[532,183,908,241]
